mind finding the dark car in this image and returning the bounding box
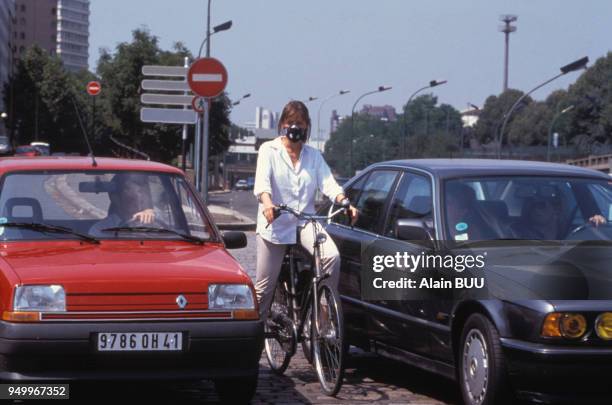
[321,159,612,405]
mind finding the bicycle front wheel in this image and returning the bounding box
[264,281,295,375]
[312,284,345,396]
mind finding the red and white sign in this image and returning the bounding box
[187,58,228,98]
[192,96,205,113]
[86,81,101,96]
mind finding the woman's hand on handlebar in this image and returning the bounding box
[263,204,278,225]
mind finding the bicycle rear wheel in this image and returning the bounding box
[312,284,345,396]
[264,280,295,375]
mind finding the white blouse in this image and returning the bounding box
[253,137,344,244]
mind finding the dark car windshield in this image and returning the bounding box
[0,171,212,242]
[444,176,612,241]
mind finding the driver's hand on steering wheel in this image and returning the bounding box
[132,208,155,224]
[588,214,606,227]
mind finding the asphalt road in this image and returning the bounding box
[209,189,259,222]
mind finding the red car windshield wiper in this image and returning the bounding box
[100,226,205,244]
[3,222,99,244]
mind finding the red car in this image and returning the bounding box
[0,157,262,403]
[14,145,41,157]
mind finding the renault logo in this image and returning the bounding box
[176,295,188,309]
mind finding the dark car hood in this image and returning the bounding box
[454,241,612,303]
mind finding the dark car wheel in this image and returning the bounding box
[459,313,512,405]
[214,373,258,404]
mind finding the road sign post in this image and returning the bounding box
[187,58,228,203]
[86,81,101,144]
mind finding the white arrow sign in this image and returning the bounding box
[141,80,190,92]
[141,94,194,106]
[140,108,197,124]
[142,65,188,77]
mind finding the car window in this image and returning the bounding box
[349,170,398,233]
[384,172,432,238]
[444,176,612,241]
[0,171,212,241]
[331,173,368,226]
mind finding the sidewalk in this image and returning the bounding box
[208,204,256,231]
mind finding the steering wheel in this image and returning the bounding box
[117,215,170,229]
[568,222,592,236]
[567,220,610,240]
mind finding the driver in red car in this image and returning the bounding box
[89,173,155,236]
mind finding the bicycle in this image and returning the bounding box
[263,203,348,396]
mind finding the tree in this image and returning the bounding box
[324,94,462,176]
[6,46,93,153]
[563,52,612,152]
[96,29,232,163]
[473,89,531,145]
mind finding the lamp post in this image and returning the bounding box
[303,96,318,103]
[350,85,392,175]
[316,89,350,151]
[402,80,447,156]
[497,56,588,159]
[547,105,574,162]
[232,93,251,106]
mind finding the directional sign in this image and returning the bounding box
[140,108,197,124]
[141,94,194,106]
[86,81,101,96]
[187,58,228,98]
[142,65,188,77]
[141,80,190,92]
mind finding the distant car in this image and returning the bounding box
[14,145,41,157]
[322,159,612,405]
[246,176,255,190]
[30,141,50,156]
[0,157,262,403]
[234,179,249,190]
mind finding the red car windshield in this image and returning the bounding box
[0,171,213,241]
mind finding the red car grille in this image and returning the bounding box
[66,292,208,311]
[41,311,231,321]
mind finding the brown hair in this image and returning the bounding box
[277,100,311,137]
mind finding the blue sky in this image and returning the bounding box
[89,0,612,134]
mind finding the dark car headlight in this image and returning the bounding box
[541,312,587,339]
[595,313,612,340]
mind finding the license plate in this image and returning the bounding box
[97,332,183,351]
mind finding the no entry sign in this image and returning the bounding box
[86,81,101,96]
[187,58,228,98]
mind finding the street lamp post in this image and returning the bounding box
[316,89,350,151]
[547,105,574,162]
[303,96,318,103]
[232,93,251,106]
[350,85,392,176]
[497,56,588,159]
[401,79,447,156]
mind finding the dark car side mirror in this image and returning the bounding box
[396,218,432,242]
[223,231,247,249]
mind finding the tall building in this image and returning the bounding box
[254,107,277,130]
[360,104,397,122]
[0,0,15,137]
[13,0,89,72]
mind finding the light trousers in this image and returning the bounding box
[255,222,340,319]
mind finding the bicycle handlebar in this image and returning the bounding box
[265,203,350,229]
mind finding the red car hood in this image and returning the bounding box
[0,240,250,294]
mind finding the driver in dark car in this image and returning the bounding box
[89,173,155,236]
[512,194,607,240]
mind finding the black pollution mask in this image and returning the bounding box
[283,125,307,143]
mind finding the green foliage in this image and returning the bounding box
[563,52,612,152]
[473,89,530,145]
[7,46,92,152]
[325,94,462,176]
[95,28,231,162]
